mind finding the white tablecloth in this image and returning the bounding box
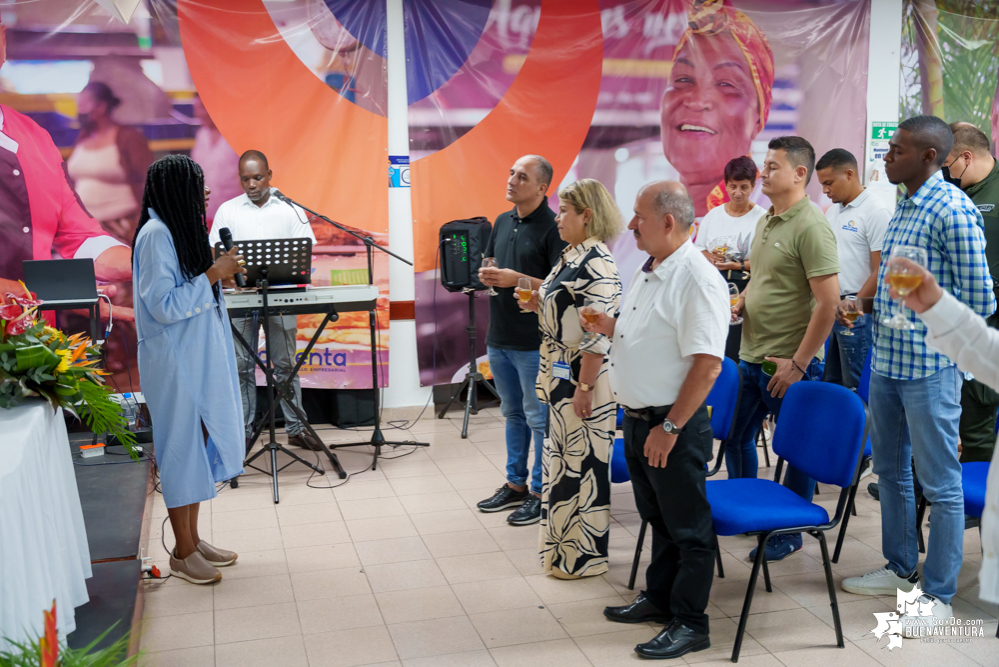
[0,401,91,646]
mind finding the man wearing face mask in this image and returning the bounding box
[943,122,999,464]
[208,150,320,452]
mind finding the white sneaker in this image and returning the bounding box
[842,566,918,596]
[900,594,953,640]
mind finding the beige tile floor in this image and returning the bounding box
[138,409,999,666]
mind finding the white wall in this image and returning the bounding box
[864,0,904,184]
[383,0,433,410]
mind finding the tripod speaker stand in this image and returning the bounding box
[436,289,499,438]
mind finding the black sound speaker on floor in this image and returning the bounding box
[440,217,492,292]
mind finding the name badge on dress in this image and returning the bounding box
[552,361,571,381]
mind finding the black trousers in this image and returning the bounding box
[959,310,999,463]
[623,405,715,635]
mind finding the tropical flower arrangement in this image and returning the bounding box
[0,601,138,667]
[0,283,136,457]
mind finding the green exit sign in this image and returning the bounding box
[872,122,897,140]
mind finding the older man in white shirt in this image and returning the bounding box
[208,150,319,451]
[586,181,729,660]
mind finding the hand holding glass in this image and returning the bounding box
[516,277,533,307]
[482,257,498,296]
[840,295,859,336]
[580,298,601,346]
[882,246,927,330]
[728,283,742,325]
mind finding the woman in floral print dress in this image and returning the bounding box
[524,179,622,579]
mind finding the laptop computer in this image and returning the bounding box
[22,258,100,307]
[22,258,101,339]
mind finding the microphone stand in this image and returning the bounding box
[274,192,428,468]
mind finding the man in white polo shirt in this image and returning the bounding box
[815,148,891,390]
[208,150,320,451]
[586,181,729,660]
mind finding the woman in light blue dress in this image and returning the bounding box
[132,155,246,584]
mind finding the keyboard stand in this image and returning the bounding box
[227,268,346,503]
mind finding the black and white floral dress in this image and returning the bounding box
[536,238,621,577]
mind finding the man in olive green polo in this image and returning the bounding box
[945,122,999,463]
[727,136,841,561]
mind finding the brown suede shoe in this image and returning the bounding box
[197,540,238,567]
[170,549,222,585]
[288,432,322,451]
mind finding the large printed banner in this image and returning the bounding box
[899,0,999,148]
[0,0,389,390]
[411,0,872,386]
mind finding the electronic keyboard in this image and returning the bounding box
[223,284,378,317]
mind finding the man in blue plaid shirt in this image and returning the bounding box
[842,116,995,631]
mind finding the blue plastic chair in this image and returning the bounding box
[621,357,742,590]
[915,461,991,551]
[707,382,867,661]
[832,347,874,563]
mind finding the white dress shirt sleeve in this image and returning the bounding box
[74,236,127,262]
[867,206,891,253]
[676,276,729,361]
[208,202,229,249]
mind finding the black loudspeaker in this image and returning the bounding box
[440,217,493,292]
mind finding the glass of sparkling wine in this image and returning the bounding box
[728,283,742,325]
[482,257,498,296]
[883,245,927,330]
[840,295,859,337]
[516,277,533,307]
[580,297,600,345]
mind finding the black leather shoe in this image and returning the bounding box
[604,593,672,625]
[635,621,710,660]
[477,485,529,513]
[507,494,541,525]
[867,482,880,501]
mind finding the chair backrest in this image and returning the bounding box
[706,357,741,441]
[771,382,867,489]
[611,437,629,483]
[857,347,873,405]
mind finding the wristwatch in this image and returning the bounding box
[578,382,594,392]
[661,419,679,435]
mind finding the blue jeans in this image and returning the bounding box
[723,359,823,548]
[870,366,963,604]
[822,315,871,390]
[487,346,546,495]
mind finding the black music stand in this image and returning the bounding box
[215,239,347,503]
[272,193,428,468]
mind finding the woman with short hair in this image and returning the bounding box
[694,155,767,360]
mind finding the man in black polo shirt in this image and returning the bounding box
[476,154,566,525]
[945,122,999,463]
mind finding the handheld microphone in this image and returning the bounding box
[217,227,246,288]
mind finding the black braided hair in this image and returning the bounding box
[132,154,220,301]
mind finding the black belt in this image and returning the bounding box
[622,405,672,421]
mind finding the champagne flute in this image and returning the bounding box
[883,245,928,330]
[580,297,600,346]
[728,283,742,325]
[840,295,859,336]
[516,277,533,308]
[482,257,498,296]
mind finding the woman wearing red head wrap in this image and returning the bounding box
[661,0,774,217]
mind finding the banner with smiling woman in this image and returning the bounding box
[409,0,871,386]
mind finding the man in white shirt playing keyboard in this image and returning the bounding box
[208,150,321,451]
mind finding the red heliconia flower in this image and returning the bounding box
[6,316,33,336]
[6,292,42,308]
[40,599,58,667]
